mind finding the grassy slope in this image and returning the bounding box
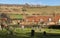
[0,5,60,15]
[26,6,60,15]
[0,5,60,20]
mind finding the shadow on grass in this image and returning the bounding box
[0,31,60,38]
[26,32,60,38]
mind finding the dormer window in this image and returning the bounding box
[58,19,60,23]
[32,19,34,22]
[26,19,28,22]
[48,18,52,22]
[39,19,44,24]
[40,19,44,22]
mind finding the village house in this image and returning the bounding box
[23,15,60,26]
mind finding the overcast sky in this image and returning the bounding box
[0,0,60,6]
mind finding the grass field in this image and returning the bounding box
[9,14,23,19]
[0,28,60,38]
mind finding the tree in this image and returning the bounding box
[0,13,11,23]
[1,13,8,18]
[22,7,26,12]
[0,13,11,31]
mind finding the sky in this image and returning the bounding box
[0,0,60,6]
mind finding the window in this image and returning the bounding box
[40,19,44,22]
[48,18,52,22]
[58,19,60,23]
[26,19,28,22]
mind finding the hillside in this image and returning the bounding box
[0,4,60,15]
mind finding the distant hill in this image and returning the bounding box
[0,4,60,15]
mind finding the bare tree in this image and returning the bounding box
[1,13,11,23]
[0,13,11,31]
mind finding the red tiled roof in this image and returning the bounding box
[25,15,60,22]
[25,16,51,22]
[37,16,51,22]
[53,15,60,22]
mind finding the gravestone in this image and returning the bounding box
[43,31,46,36]
[31,29,35,37]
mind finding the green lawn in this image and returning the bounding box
[0,28,60,38]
